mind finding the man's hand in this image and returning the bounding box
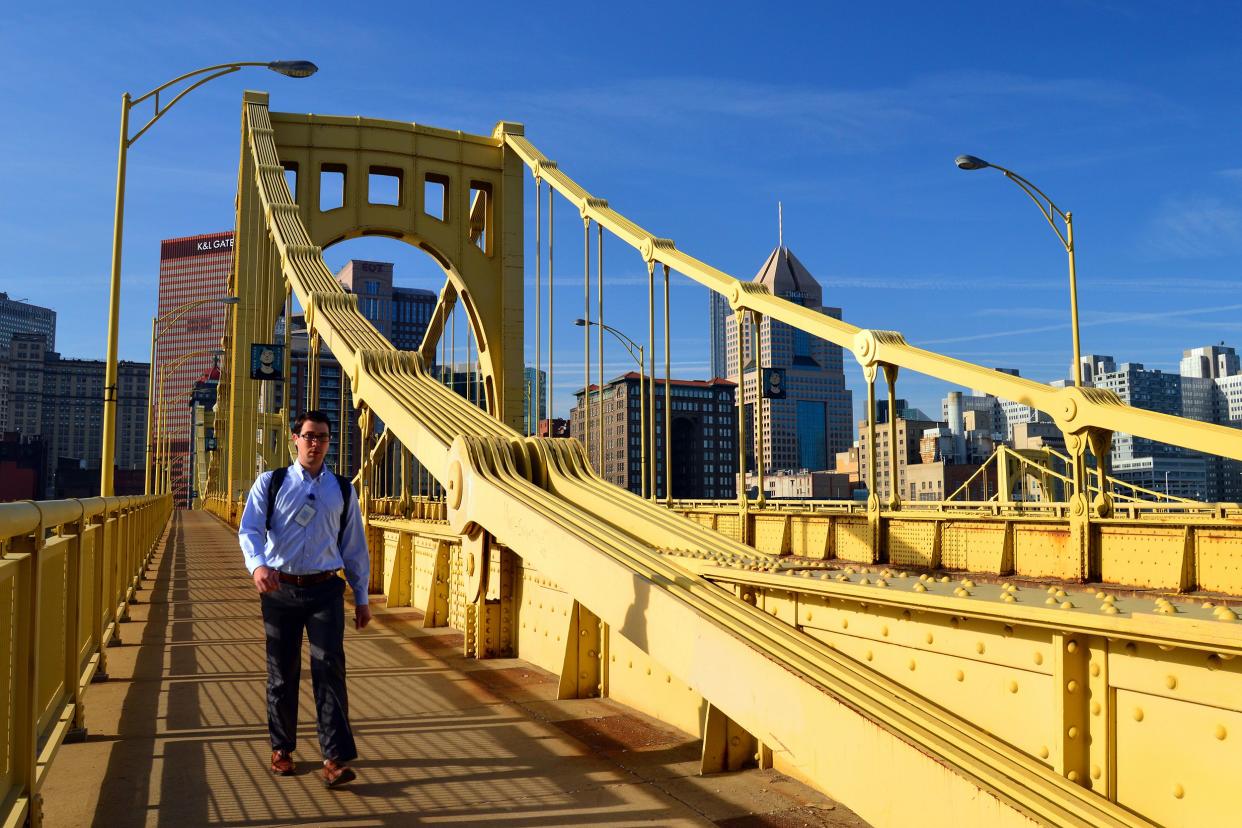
[355,604,372,630]
[253,566,280,594]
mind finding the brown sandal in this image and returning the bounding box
[270,750,294,776]
[320,758,356,788]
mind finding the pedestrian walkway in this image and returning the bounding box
[41,511,866,827]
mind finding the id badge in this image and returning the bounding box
[294,503,317,527]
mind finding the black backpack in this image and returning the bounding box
[265,466,354,548]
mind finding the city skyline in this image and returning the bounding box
[5,4,1242,425]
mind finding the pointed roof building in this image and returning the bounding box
[752,245,823,307]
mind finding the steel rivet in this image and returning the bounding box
[1067,726,1078,739]
[1034,652,1044,666]
[955,670,964,682]
[1089,662,1100,677]
[1173,784,1184,799]
[1008,680,1018,693]
[1038,746,1050,759]
[925,632,934,644]
[908,659,916,671]
[1068,770,1079,782]
[1215,725,1227,741]
[1165,675,1177,690]
[1134,708,1144,722]
[976,641,985,654]
[881,625,889,637]
[1091,701,1101,716]
[1067,680,1078,693]
[1091,764,1101,780]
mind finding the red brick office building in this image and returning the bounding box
[156,232,233,505]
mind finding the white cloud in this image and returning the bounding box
[1144,196,1242,258]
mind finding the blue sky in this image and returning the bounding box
[4,2,1242,425]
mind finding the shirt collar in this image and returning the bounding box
[289,462,326,483]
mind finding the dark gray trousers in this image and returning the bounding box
[259,577,358,762]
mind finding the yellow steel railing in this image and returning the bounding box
[0,494,170,828]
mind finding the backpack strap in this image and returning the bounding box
[265,466,289,532]
[334,473,353,548]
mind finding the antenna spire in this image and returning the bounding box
[778,201,783,248]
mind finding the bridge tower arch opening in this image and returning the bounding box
[218,91,526,500]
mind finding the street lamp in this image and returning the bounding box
[573,318,650,498]
[955,154,1083,387]
[154,349,225,497]
[146,296,238,493]
[100,60,317,496]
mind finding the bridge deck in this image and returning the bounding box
[41,511,863,827]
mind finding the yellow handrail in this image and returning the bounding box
[0,494,170,828]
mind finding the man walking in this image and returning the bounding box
[238,410,371,787]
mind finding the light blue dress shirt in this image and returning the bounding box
[238,463,370,605]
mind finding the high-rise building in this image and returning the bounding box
[708,290,730,379]
[0,292,55,354]
[1180,344,1240,379]
[1179,343,1242,503]
[0,293,57,432]
[856,411,944,501]
[523,367,547,435]
[0,333,147,496]
[725,246,852,475]
[335,259,436,350]
[392,287,437,350]
[337,260,394,337]
[285,316,356,477]
[569,373,737,499]
[1086,357,1210,500]
[157,232,234,505]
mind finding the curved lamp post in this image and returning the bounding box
[145,296,238,493]
[573,318,650,499]
[101,60,317,496]
[955,154,1082,387]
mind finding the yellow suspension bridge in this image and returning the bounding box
[3,90,1241,827]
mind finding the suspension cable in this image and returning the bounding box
[534,177,541,435]
[663,263,671,503]
[547,186,555,424]
[596,222,604,473]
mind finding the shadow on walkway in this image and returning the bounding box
[41,511,866,827]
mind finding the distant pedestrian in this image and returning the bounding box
[238,410,371,787]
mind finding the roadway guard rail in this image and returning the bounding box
[0,494,170,828]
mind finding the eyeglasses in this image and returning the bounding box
[298,433,331,444]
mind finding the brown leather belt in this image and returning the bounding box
[277,571,337,587]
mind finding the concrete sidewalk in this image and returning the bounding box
[42,510,866,827]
